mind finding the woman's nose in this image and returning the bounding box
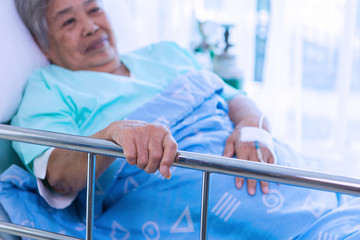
[82,18,99,37]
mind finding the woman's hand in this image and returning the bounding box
[106,121,178,179]
[223,122,275,195]
[225,93,275,196]
[47,120,177,194]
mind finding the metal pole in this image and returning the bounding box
[200,171,210,240]
[1,124,360,196]
[86,153,96,240]
[175,150,360,196]
[0,221,82,240]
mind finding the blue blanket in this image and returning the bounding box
[0,70,359,239]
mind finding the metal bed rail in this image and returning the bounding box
[1,124,360,239]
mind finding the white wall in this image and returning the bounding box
[103,0,196,53]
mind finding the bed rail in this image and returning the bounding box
[1,124,360,240]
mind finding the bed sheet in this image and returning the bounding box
[0,70,358,240]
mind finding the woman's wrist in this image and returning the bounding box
[235,114,271,132]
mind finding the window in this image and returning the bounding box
[105,0,360,176]
[255,0,360,176]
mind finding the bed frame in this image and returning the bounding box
[1,123,360,240]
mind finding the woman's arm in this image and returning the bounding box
[46,120,178,194]
[224,94,274,195]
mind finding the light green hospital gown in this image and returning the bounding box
[11,41,241,173]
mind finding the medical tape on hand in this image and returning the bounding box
[240,127,277,164]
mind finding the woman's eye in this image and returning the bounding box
[63,18,75,27]
[89,7,100,14]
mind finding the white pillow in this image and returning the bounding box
[0,0,48,123]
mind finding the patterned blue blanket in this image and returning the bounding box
[1,70,359,239]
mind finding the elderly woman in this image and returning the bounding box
[2,0,352,239]
[14,0,275,197]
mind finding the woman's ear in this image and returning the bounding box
[41,46,55,65]
[43,50,52,61]
[39,43,54,63]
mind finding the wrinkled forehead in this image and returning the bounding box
[47,0,103,20]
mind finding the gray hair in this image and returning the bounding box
[14,0,54,51]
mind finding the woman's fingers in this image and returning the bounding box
[223,136,236,158]
[145,126,178,179]
[159,133,178,179]
[232,139,275,195]
[244,149,259,195]
[263,148,274,164]
[111,121,177,178]
[260,180,269,194]
[247,179,257,196]
[233,142,260,195]
[248,145,273,195]
[144,130,164,173]
[237,177,269,195]
[135,131,149,170]
[235,177,245,189]
[122,139,137,166]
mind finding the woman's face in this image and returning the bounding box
[45,0,119,72]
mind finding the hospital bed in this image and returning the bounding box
[1,124,360,240]
[1,1,360,239]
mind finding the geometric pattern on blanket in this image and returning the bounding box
[0,70,358,239]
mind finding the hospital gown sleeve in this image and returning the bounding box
[11,68,81,174]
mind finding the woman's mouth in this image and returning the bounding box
[85,37,108,53]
